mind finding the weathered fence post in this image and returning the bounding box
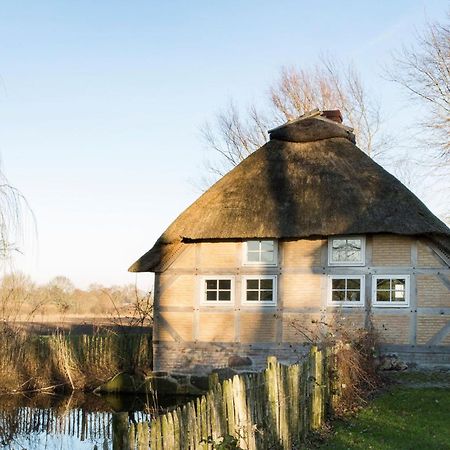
[145,346,346,449]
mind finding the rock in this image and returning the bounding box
[228,355,252,368]
[94,372,146,394]
[145,376,179,395]
[152,371,168,377]
[171,373,189,384]
[378,354,408,371]
[212,367,237,382]
[190,375,209,391]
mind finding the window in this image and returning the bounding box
[372,275,409,307]
[243,240,278,266]
[328,275,365,307]
[328,236,365,266]
[201,276,234,305]
[242,275,277,306]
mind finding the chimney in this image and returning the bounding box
[321,110,343,123]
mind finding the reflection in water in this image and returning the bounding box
[0,392,189,449]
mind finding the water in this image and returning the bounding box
[0,392,189,449]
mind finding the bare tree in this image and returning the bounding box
[202,57,388,178]
[46,276,75,314]
[387,15,450,161]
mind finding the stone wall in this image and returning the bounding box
[153,342,310,374]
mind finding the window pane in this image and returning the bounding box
[247,241,259,251]
[332,239,346,250]
[206,280,217,290]
[206,291,217,301]
[261,241,274,252]
[247,279,259,289]
[345,249,361,262]
[246,290,258,301]
[393,280,405,301]
[346,290,360,302]
[332,279,345,289]
[247,252,260,262]
[345,239,362,261]
[261,251,274,263]
[347,278,361,289]
[332,239,349,261]
[392,279,405,288]
[377,290,390,302]
[260,290,273,301]
[332,247,347,262]
[332,238,362,262]
[260,279,273,290]
[347,239,362,250]
[377,279,390,290]
[218,290,231,301]
[219,279,231,290]
[332,290,345,301]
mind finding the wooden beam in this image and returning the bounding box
[409,241,418,345]
[427,321,450,345]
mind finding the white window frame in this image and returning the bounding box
[328,236,366,266]
[200,275,235,306]
[327,275,365,308]
[243,240,278,267]
[372,275,410,308]
[241,275,277,307]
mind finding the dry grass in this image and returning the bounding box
[0,324,152,394]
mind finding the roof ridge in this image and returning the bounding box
[268,109,354,134]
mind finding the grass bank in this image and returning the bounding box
[317,386,450,449]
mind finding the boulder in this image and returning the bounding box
[228,355,252,368]
[94,372,146,394]
[212,367,237,382]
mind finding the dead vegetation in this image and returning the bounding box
[0,275,154,394]
[290,312,383,415]
[0,324,152,394]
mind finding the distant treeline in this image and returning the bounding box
[0,272,152,320]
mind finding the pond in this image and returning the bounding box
[0,392,190,449]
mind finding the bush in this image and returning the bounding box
[290,312,382,414]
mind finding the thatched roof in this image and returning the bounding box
[130,111,450,272]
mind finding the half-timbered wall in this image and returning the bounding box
[153,235,450,373]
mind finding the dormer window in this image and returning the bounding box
[328,236,365,266]
[243,240,278,266]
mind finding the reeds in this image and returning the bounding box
[0,324,152,393]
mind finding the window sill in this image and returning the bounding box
[327,303,364,308]
[373,303,409,308]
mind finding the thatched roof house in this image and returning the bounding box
[130,110,450,273]
[130,109,450,374]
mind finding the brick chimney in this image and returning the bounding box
[322,110,343,123]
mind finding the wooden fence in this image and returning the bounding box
[147,346,336,450]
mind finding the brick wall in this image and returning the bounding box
[153,342,310,374]
[417,275,450,308]
[152,236,450,371]
[372,315,410,344]
[417,315,450,344]
[372,235,412,266]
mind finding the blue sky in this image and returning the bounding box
[0,0,447,288]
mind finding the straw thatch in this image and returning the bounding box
[129,114,450,272]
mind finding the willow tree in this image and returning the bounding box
[0,168,31,262]
[202,57,388,178]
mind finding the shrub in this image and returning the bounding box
[290,312,382,414]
